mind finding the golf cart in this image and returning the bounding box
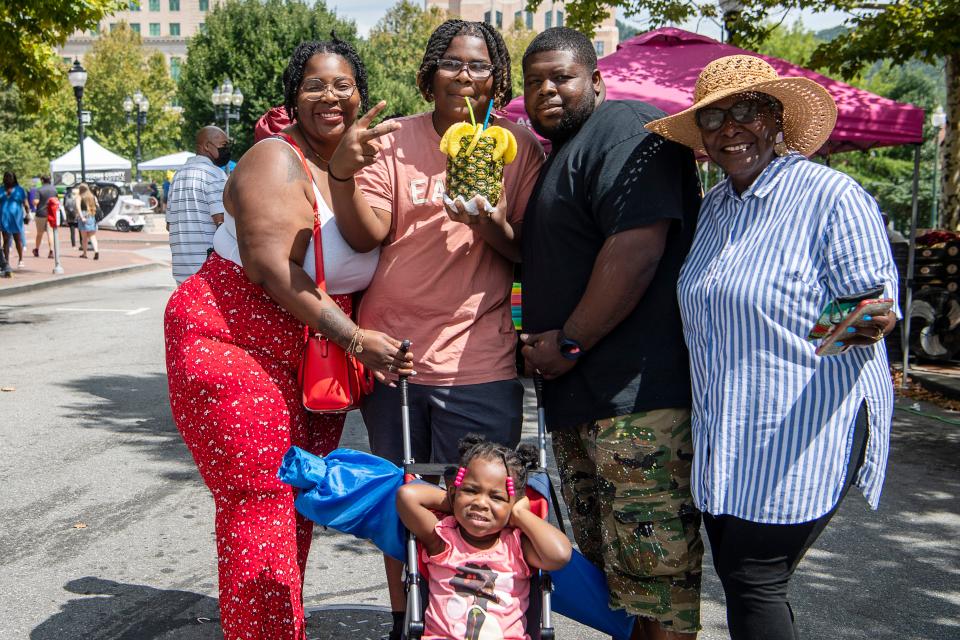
[63,181,151,232]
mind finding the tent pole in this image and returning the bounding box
[900,143,922,388]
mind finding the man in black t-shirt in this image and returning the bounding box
[519,28,703,639]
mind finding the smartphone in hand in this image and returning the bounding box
[814,298,894,356]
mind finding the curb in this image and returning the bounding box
[0,262,166,298]
[908,370,960,401]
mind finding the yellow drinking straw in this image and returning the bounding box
[464,97,476,126]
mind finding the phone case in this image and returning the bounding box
[815,299,894,356]
[807,286,885,340]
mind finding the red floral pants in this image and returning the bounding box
[165,253,345,639]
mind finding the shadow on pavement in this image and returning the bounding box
[61,372,197,482]
[31,577,222,640]
[788,407,960,640]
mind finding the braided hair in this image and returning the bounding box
[282,34,369,121]
[416,20,513,109]
[455,434,538,497]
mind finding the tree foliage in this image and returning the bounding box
[82,23,181,163]
[363,0,447,117]
[0,0,125,105]
[178,0,358,155]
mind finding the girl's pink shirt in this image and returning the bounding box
[422,516,531,640]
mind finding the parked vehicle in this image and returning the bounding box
[63,181,152,232]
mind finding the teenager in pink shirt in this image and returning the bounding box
[397,436,571,640]
[325,20,545,636]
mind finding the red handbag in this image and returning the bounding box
[281,134,374,413]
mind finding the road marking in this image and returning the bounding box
[55,307,150,316]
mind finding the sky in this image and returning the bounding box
[327,0,852,40]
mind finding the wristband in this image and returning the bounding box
[328,166,355,183]
[557,331,584,361]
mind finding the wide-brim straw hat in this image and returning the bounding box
[645,55,838,157]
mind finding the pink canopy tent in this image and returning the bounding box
[502,27,924,154]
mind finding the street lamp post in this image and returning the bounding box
[123,90,150,182]
[719,0,744,45]
[211,79,243,137]
[931,105,947,228]
[67,59,88,184]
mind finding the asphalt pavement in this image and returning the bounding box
[1,268,958,639]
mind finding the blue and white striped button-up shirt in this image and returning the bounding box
[677,153,898,524]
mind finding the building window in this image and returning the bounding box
[170,57,182,81]
[169,22,180,35]
[526,11,533,29]
[149,22,160,36]
[495,10,502,28]
[198,22,205,33]
[594,40,604,56]
[149,0,159,9]
[131,23,140,33]
[129,1,140,10]
[169,0,179,10]
[109,22,119,32]
[514,10,522,27]
[483,10,491,24]
[62,57,72,65]
[90,25,100,35]
[545,11,552,28]
[557,11,564,26]
[199,0,208,9]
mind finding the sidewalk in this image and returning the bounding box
[0,229,171,297]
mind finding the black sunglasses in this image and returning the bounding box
[695,99,768,132]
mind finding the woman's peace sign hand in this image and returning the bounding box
[328,100,401,179]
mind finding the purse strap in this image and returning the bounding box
[275,132,326,292]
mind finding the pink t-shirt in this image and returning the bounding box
[356,112,544,385]
[423,516,531,640]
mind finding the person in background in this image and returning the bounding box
[162,171,172,213]
[326,20,544,639]
[165,126,229,284]
[1,171,28,269]
[519,28,704,639]
[646,55,898,640]
[74,183,99,260]
[33,176,58,259]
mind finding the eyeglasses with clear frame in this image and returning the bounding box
[435,58,495,80]
[300,79,357,102]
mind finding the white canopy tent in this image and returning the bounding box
[138,151,195,171]
[50,138,131,184]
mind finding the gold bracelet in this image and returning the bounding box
[354,329,364,354]
[346,326,362,356]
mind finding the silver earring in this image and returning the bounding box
[774,131,788,156]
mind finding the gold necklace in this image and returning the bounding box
[296,124,331,165]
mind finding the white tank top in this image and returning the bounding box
[213,137,379,295]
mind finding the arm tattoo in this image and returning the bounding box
[316,305,357,348]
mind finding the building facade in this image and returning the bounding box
[56,0,218,81]
[424,0,618,58]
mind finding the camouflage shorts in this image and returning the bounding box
[552,408,704,634]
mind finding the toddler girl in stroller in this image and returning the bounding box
[396,435,572,640]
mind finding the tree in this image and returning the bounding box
[0,79,84,178]
[806,1,960,228]
[502,22,537,100]
[0,0,124,105]
[178,0,359,155]
[82,23,181,163]
[363,0,448,117]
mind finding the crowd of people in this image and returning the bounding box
[162,23,898,640]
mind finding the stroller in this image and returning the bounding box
[397,354,561,640]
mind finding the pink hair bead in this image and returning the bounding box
[506,477,516,497]
[453,467,467,487]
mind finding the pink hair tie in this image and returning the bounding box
[453,467,467,487]
[506,477,515,497]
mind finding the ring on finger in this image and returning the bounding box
[874,328,884,341]
[387,364,395,373]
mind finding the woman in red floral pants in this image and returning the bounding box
[164,38,413,639]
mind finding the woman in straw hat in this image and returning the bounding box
[646,55,899,639]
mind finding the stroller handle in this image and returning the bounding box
[534,374,548,470]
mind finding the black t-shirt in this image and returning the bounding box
[521,100,702,431]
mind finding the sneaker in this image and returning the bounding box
[1,269,11,278]
[17,260,25,269]
[93,252,99,261]
[48,250,54,259]
[32,248,39,257]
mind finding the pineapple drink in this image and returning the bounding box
[440,122,518,206]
